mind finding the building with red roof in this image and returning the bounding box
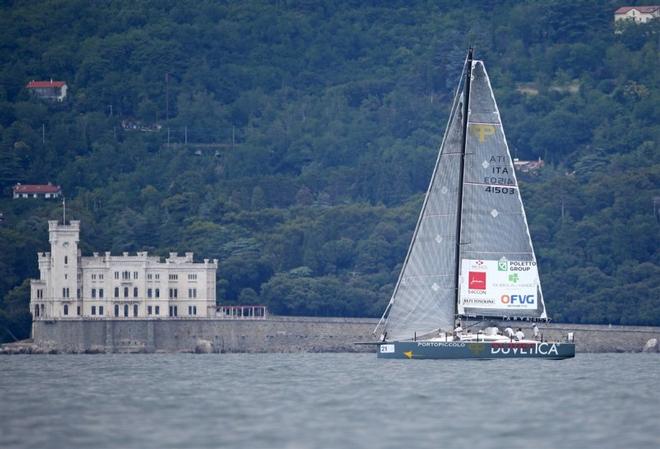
[615,5,660,24]
[13,183,62,199]
[26,79,68,101]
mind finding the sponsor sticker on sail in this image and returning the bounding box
[460,259,538,310]
[468,271,486,290]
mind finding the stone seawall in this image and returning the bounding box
[19,318,660,354]
[31,317,379,354]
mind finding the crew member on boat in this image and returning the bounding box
[515,328,525,341]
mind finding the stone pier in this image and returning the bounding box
[5,318,659,354]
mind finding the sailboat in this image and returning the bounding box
[373,49,575,360]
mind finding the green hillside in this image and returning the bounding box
[1,0,658,342]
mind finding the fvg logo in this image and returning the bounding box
[500,294,535,305]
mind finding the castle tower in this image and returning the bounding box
[47,220,81,317]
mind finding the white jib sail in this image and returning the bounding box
[377,64,467,341]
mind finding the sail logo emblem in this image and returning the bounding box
[468,272,486,290]
[508,273,519,283]
[470,124,496,142]
[498,257,508,271]
[501,294,535,305]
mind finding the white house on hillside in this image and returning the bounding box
[26,80,68,101]
[614,5,660,23]
[30,220,218,321]
[12,183,62,199]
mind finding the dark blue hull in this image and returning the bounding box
[377,341,575,360]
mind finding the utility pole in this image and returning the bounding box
[165,73,169,122]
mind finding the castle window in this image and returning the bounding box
[114,305,119,317]
[35,305,40,317]
[169,274,178,281]
[114,272,119,280]
[133,305,138,317]
[133,287,138,298]
[188,273,197,281]
[63,304,69,315]
[169,288,178,299]
[99,274,104,280]
[155,306,160,315]
[124,287,128,298]
[114,287,119,298]
[92,288,96,298]
[92,274,96,280]
[99,288,104,298]
[148,288,153,298]
[133,271,138,279]
[122,271,130,280]
[99,306,104,316]
[91,306,96,315]
[77,306,81,316]
[124,305,129,317]
[155,288,160,298]
[155,274,160,280]
[147,274,153,280]
[148,306,153,315]
[64,256,68,265]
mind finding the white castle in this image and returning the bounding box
[30,220,218,321]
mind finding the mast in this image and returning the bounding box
[453,47,473,318]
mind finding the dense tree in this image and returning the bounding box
[0,1,658,342]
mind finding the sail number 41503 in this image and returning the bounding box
[485,186,515,194]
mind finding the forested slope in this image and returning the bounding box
[1,0,658,341]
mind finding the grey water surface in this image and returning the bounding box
[1,353,658,449]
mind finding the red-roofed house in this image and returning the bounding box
[13,183,62,199]
[26,80,68,101]
[615,6,660,23]
[513,158,545,174]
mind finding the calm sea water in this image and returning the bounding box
[1,353,658,449]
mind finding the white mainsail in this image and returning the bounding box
[458,61,547,320]
[378,57,547,341]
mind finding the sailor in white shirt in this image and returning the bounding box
[504,327,514,339]
[515,328,525,341]
[533,323,540,340]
